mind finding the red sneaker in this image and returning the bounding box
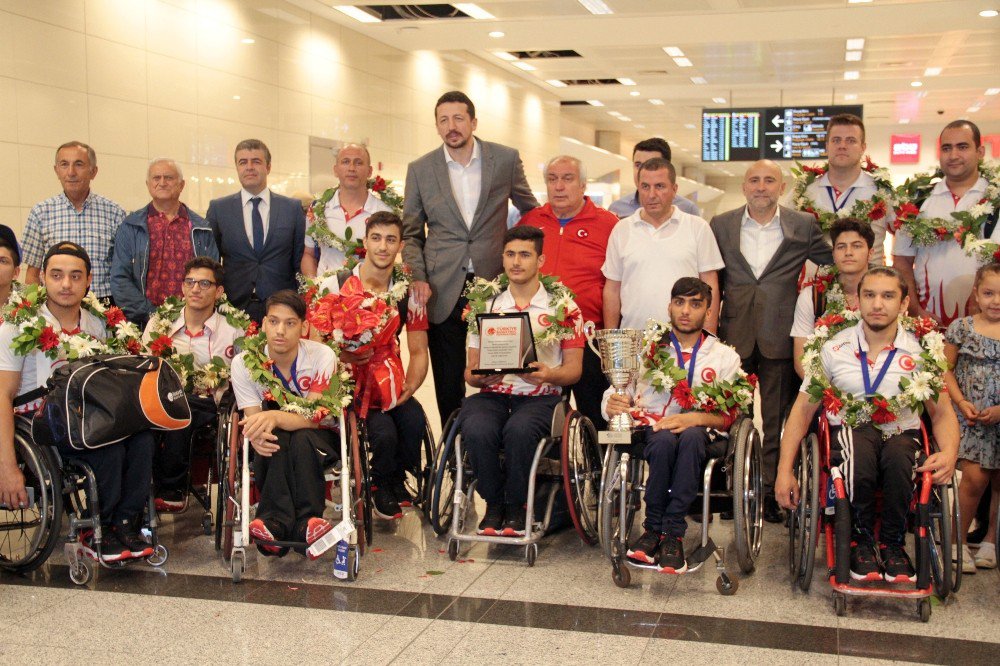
[305,517,334,545]
[249,518,281,554]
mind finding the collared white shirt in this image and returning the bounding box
[443,139,483,229]
[740,205,784,279]
[893,177,997,327]
[601,333,742,423]
[602,207,724,330]
[231,339,337,410]
[305,190,393,274]
[467,282,585,397]
[804,171,894,265]
[142,308,245,368]
[240,188,271,247]
[807,320,923,433]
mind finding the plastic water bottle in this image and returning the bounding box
[333,540,349,579]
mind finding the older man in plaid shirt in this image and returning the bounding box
[21,141,126,302]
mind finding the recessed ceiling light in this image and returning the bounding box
[663,46,685,57]
[334,5,381,22]
[629,91,640,97]
[845,51,862,62]
[512,61,536,71]
[673,57,693,67]
[848,0,873,4]
[985,88,1000,95]
[545,79,567,88]
[899,118,910,124]
[712,97,727,104]
[690,76,708,85]
[923,67,942,76]
[966,105,982,112]
[607,111,622,117]
[586,99,604,106]
[911,80,923,87]
[844,93,858,101]
[846,38,865,50]
[578,0,613,14]
[232,95,241,100]
[979,9,999,18]
[453,3,495,19]
[493,50,517,61]
[241,38,255,44]
[684,123,695,129]
[844,70,860,80]
[648,98,665,105]
[617,115,632,122]
[634,124,646,129]
[488,31,505,38]
[618,78,637,85]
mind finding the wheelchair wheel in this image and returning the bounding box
[561,410,601,545]
[0,422,63,574]
[429,411,462,536]
[406,419,436,509]
[599,448,640,561]
[348,411,371,555]
[221,405,242,561]
[789,434,820,591]
[732,419,763,574]
[927,476,956,600]
[215,404,237,552]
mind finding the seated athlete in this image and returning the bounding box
[776,267,960,582]
[312,211,429,520]
[142,257,249,511]
[460,225,584,537]
[230,290,344,556]
[0,242,154,563]
[791,218,874,378]
[605,277,753,572]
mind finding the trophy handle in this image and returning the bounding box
[583,320,600,356]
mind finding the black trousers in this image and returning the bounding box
[366,398,425,486]
[831,425,920,546]
[741,345,797,492]
[428,290,471,429]
[153,395,217,493]
[253,428,339,542]
[58,430,155,525]
[572,344,609,431]
[643,427,709,537]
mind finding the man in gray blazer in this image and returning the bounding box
[402,91,539,426]
[710,160,832,523]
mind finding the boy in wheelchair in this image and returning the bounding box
[142,257,249,511]
[230,290,342,555]
[604,277,752,572]
[0,243,155,563]
[776,267,959,582]
[460,226,584,537]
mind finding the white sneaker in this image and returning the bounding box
[974,542,996,569]
[961,544,977,574]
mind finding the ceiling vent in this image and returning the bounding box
[558,78,624,86]
[509,50,583,59]
[364,4,472,20]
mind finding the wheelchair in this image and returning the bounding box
[216,404,368,582]
[427,396,602,565]
[598,416,763,594]
[0,416,168,585]
[788,416,962,621]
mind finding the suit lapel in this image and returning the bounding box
[231,194,256,255]
[470,140,494,231]
[758,210,795,278]
[726,209,755,277]
[431,150,466,227]
[263,192,278,254]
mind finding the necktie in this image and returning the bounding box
[251,196,264,254]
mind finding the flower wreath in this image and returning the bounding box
[2,284,141,360]
[301,263,411,311]
[640,320,757,417]
[802,265,858,321]
[802,315,946,430]
[462,274,581,346]
[144,296,253,395]
[306,176,405,269]
[791,156,896,234]
[238,331,353,423]
[893,161,1000,265]
[0,280,24,323]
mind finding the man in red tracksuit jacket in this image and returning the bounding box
[517,155,619,428]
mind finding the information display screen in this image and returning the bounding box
[702,105,863,161]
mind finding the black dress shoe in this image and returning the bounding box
[763,494,784,524]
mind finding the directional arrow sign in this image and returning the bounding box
[771,115,785,128]
[770,140,784,152]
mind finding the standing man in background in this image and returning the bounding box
[402,91,539,427]
[609,138,701,219]
[207,139,306,323]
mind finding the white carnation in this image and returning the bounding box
[905,371,935,402]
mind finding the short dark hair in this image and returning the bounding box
[637,157,676,183]
[265,289,306,320]
[184,256,224,285]
[42,242,91,274]
[55,140,97,167]
[941,120,981,148]
[234,139,272,166]
[829,218,875,250]
[0,225,20,266]
[365,211,403,237]
[974,262,1000,289]
[435,91,475,119]
[859,266,908,299]
[633,138,671,161]
[671,276,712,302]
[503,225,544,255]
[827,114,866,144]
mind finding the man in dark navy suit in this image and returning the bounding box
[207,139,306,323]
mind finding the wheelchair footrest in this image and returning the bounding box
[687,538,717,567]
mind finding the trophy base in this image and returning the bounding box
[598,430,632,445]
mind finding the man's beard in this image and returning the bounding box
[863,316,895,332]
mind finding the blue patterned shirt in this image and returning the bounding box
[22,191,126,298]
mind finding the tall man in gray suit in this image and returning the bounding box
[207,139,306,323]
[710,160,832,523]
[402,91,539,426]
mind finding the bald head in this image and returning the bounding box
[334,143,373,191]
[742,160,785,221]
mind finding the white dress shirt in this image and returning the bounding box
[739,206,784,279]
[240,188,271,246]
[804,170,894,265]
[444,139,483,229]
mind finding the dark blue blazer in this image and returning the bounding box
[206,191,305,311]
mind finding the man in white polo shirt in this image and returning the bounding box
[602,158,723,331]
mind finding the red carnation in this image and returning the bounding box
[934,227,949,240]
[671,380,696,410]
[747,373,758,388]
[311,406,330,423]
[149,335,174,356]
[39,326,60,351]
[263,358,275,370]
[104,306,125,327]
[804,207,820,221]
[895,202,920,223]
[263,390,274,401]
[126,339,142,355]
[863,156,877,171]
[12,299,32,316]
[871,398,896,424]
[803,165,826,177]
[353,247,367,258]
[245,321,259,336]
[303,285,318,305]
[993,249,1000,262]
[371,176,387,193]
[868,200,887,221]
[912,316,936,338]
[700,397,717,413]
[816,313,846,329]
[822,388,843,414]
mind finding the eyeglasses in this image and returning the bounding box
[183,278,217,290]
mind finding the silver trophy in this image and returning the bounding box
[584,323,644,442]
